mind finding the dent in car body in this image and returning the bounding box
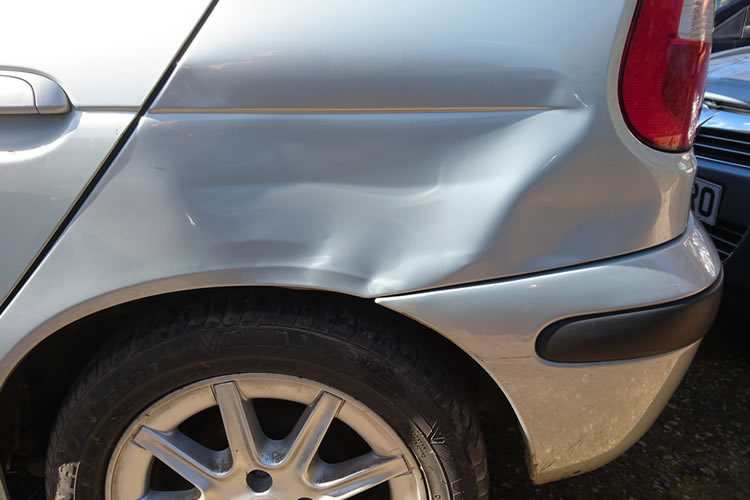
[0,0,717,485]
[149,0,693,289]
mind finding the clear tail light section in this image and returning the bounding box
[619,0,714,152]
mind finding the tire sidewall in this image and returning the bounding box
[49,325,473,499]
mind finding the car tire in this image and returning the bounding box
[45,289,489,499]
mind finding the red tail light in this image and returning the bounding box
[619,0,714,152]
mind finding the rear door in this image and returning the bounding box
[0,0,213,306]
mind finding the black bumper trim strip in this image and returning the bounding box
[536,271,723,363]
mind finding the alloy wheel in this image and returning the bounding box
[105,374,427,500]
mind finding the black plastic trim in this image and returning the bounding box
[536,271,723,363]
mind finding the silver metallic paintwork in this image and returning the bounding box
[1,0,210,108]
[0,111,134,305]
[705,46,750,107]
[707,45,750,81]
[17,72,70,115]
[0,71,71,115]
[0,105,695,303]
[155,0,596,111]
[149,0,693,284]
[379,216,719,482]
[0,0,213,312]
[0,76,35,114]
[700,104,750,131]
[0,205,720,485]
[0,0,720,486]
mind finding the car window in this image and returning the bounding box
[717,0,744,9]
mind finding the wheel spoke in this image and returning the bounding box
[110,376,425,500]
[312,452,411,499]
[133,427,223,492]
[140,489,201,500]
[282,391,342,471]
[213,381,265,469]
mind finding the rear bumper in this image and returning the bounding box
[377,214,721,483]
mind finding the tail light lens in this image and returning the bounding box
[619,0,714,152]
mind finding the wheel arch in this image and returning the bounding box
[0,283,521,475]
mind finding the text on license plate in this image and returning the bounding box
[692,178,722,226]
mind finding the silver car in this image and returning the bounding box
[0,1,722,499]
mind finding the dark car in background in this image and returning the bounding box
[695,47,750,301]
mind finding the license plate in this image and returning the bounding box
[692,178,722,226]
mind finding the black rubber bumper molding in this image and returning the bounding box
[536,272,723,363]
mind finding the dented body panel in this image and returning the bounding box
[0,0,722,488]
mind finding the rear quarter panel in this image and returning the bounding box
[143,0,694,293]
[0,0,697,406]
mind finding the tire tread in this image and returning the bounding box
[46,289,489,499]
